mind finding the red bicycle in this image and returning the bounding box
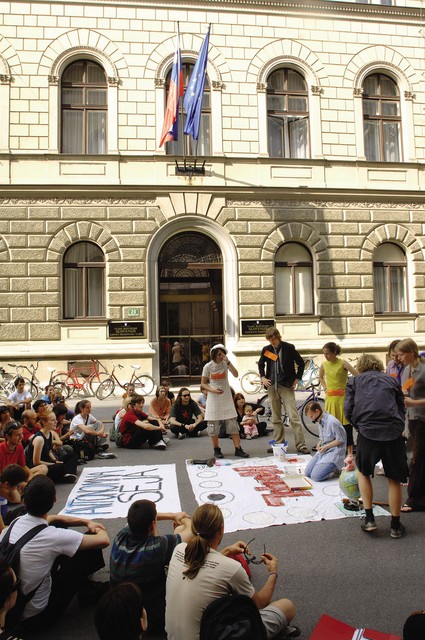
[51,359,109,399]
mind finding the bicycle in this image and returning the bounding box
[0,366,18,402]
[51,359,110,399]
[95,362,155,399]
[240,356,322,396]
[7,360,59,399]
[258,384,324,437]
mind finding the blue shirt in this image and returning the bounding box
[317,411,347,469]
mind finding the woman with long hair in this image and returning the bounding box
[233,393,268,438]
[149,386,171,427]
[25,412,77,484]
[319,342,358,455]
[168,388,207,439]
[397,338,425,512]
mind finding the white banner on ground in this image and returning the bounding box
[186,456,388,533]
[60,464,181,519]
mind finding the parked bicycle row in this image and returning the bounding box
[0,359,155,403]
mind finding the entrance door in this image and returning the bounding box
[158,232,223,383]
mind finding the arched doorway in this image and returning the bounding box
[158,232,223,383]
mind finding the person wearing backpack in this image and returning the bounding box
[165,503,297,640]
[0,475,110,633]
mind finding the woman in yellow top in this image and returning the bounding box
[319,342,358,455]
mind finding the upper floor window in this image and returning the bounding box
[63,241,105,319]
[373,243,407,313]
[61,60,107,154]
[275,242,314,315]
[267,68,309,159]
[363,73,400,162]
[166,62,210,156]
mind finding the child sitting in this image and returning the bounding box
[240,404,259,439]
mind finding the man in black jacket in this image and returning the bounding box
[258,327,308,454]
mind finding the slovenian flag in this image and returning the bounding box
[159,31,183,147]
[183,26,210,141]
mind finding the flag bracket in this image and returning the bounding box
[175,159,206,176]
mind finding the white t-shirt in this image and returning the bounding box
[7,390,32,407]
[165,543,254,640]
[0,514,82,619]
[70,413,97,439]
[202,360,237,421]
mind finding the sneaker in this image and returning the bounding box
[246,435,252,440]
[153,440,167,450]
[78,580,110,607]
[77,458,87,465]
[235,447,249,458]
[197,430,202,437]
[96,443,109,452]
[266,447,273,454]
[361,519,378,532]
[286,626,301,638]
[163,437,170,444]
[214,447,224,459]
[390,523,406,539]
[63,473,77,483]
[97,452,117,459]
[178,432,186,440]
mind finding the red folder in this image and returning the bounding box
[310,614,401,640]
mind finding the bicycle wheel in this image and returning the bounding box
[133,375,155,396]
[96,378,115,400]
[89,371,111,396]
[240,371,262,395]
[22,377,38,398]
[300,396,324,437]
[51,373,74,400]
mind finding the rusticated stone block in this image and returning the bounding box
[11,307,45,322]
[29,323,60,340]
[347,318,375,334]
[0,323,27,341]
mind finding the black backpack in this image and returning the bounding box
[0,518,48,628]
[200,594,267,640]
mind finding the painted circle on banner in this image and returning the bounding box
[287,506,318,519]
[197,471,218,478]
[199,490,234,505]
[322,484,341,497]
[199,480,222,489]
[220,507,231,519]
[242,512,276,525]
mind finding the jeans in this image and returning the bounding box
[305,455,338,482]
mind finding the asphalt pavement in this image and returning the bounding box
[30,390,423,640]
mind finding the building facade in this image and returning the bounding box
[0,0,424,384]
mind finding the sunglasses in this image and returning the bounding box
[182,394,190,398]
[243,538,266,565]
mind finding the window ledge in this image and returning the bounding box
[275,315,320,323]
[60,319,108,326]
[374,313,417,319]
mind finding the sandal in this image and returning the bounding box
[401,504,414,512]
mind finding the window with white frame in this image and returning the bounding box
[363,73,401,162]
[275,243,314,315]
[267,68,309,158]
[63,241,105,319]
[373,243,407,313]
[165,62,211,156]
[61,60,108,154]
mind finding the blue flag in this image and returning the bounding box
[183,27,210,141]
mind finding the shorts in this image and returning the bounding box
[207,418,239,437]
[260,604,287,639]
[356,433,408,483]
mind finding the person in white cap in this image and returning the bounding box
[201,344,249,459]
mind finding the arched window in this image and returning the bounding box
[373,243,407,313]
[61,60,108,154]
[165,62,211,156]
[267,68,309,158]
[63,242,105,319]
[363,73,400,162]
[275,243,314,315]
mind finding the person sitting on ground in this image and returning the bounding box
[0,475,110,633]
[95,583,147,640]
[7,379,32,422]
[0,559,23,640]
[0,408,14,444]
[20,410,41,447]
[25,412,78,484]
[169,388,208,439]
[39,385,56,405]
[197,390,207,415]
[119,395,168,450]
[0,423,47,480]
[234,393,268,439]
[303,401,347,481]
[110,499,192,635]
[403,610,425,640]
[32,399,49,419]
[165,503,297,640]
[241,404,260,439]
[160,379,175,405]
[0,464,28,505]
[69,400,109,455]
[122,383,136,400]
[52,395,74,424]
[52,404,72,443]
[149,386,171,427]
